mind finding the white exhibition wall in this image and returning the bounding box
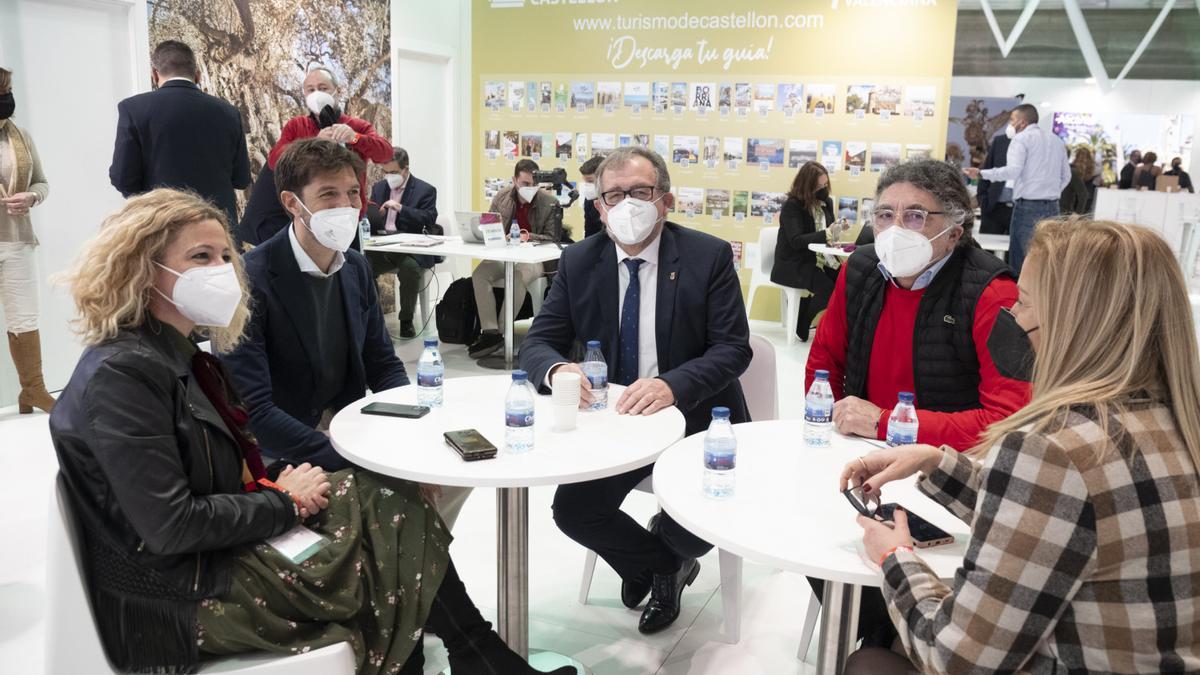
[952,75,1200,170]
[0,0,149,407]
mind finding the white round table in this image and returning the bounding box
[653,420,970,675]
[330,375,686,671]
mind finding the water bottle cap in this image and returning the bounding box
[899,392,914,403]
[511,370,528,382]
[711,406,730,419]
[815,369,829,380]
[423,338,438,348]
[586,340,601,349]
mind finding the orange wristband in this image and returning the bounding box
[879,545,913,568]
[257,478,302,516]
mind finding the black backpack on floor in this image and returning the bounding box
[436,278,481,344]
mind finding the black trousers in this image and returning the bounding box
[553,463,713,579]
[796,266,840,340]
[979,203,1013,235]
[806,578,898,647]
[400,558,490,674]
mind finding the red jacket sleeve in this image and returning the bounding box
[914,276,1032,451]
[805,264,850,399]
[267,117,307,169]
[345,117,393,164]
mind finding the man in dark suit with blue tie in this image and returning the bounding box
[109,40,250,228]
[520,147,752,634]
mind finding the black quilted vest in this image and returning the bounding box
[842,244,1011,412]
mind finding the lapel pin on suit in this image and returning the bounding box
[669,271,677,281]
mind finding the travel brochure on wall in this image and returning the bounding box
[471,0,957,319]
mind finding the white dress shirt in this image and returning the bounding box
[545,234,662,388]
[289,223,345,278]
[979,125,1071,201]
[616,236,661,380]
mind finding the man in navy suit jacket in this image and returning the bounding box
[520,147,751,635]
[366,147,439,337]
[109,41,250,228]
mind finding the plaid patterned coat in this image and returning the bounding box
[881,396,1200,674]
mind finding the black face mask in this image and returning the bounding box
[816,187,830,202]
[0,93,14,120]
[313,104,340,129]
[987,307,1037,382]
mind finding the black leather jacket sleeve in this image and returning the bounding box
[82,352,298,556]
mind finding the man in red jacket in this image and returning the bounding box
[805,159,1030,452]
[268,66,392,221]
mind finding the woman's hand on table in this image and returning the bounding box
[277,463,332,518]
[839,444,943,494]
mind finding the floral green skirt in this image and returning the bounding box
[196,469,451,674]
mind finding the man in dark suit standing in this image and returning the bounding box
[220,138,469,526]
[365,146,438,338]
[520,147,752,635]
[977,132,1012,235]
[109,41,250,227]
[1119,149,1141,190]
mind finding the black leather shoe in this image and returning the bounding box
[620,512,662,609]
[638,558,699,635]
[400,320,416,338]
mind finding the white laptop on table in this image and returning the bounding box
[454,211,503,243]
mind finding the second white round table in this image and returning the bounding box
[654,420,970,675]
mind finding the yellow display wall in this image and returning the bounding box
[472,0,959,320]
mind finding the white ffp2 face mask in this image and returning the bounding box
[578,182,597,201]
[155,262,242,327]
[305,90,337,116]
[604,196,663,246]
[297,198,359,252]
[876,224,954,278]
[385,173,406,190]
[1004,123,1017,140]
[517,185,539,203]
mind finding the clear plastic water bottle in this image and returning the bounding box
[581,340,608,411]
[804,370,834,447]
[416,338,443,407]
[886,392,919,447]
[509,221,521,246]
[702,407,736,499]
[505,370,535,454]
[358,217,372,246]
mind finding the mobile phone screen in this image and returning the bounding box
[877,504,952,545]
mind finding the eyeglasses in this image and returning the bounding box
[871,208,946,230]
[599,185,658,207]
[843,486,883,519]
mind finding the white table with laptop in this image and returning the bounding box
[330,374,686,673]
[653,421,969,675]
[363,212,562,368]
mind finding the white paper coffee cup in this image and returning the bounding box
[552,402,578,431]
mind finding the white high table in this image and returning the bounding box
[653,421,970,675]
[330,375,686,670]
[364,234,563,368]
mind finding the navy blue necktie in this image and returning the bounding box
[616,258,644,386]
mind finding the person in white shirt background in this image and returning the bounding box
[964,103,1070,274]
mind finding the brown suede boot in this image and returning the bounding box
[8,330,55,414]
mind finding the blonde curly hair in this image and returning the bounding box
[59,189,250,353]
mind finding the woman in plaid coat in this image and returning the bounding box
[842,218,1200,674]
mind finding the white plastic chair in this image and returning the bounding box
[1179,220,1200,282]
[576,336,779,644]
[46,477,356,675]
[745,226,806,346]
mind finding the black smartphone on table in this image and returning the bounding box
[843,486,954,549]
[360,402,430,419]
[444,429,498,461]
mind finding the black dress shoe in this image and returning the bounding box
[468,331,503,358]
[620,512,662,609]
[400,320,416,338]
[638,558,699,635]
